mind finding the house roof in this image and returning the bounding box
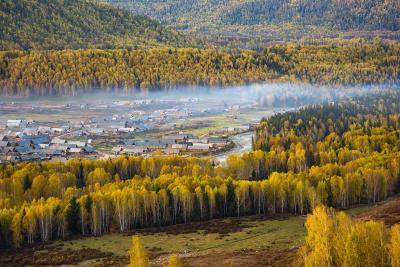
[31,136,50,145]
[112,147,123,152]
[83,146,96,153]
[189,144,210,150]
[123,148,146,154]
[67,141,86,147]
[16,140,32,147]
[20,155,40,161]
[69,147,83,153]
[207,137,227,143]
[123,139,135,146]
[0,141,10,147]
[134,139,171,147]
[164,148,180,154]
[161,134,194,140]
[51,138,66,144]
[2,147,15,153]
[15,146,31,153]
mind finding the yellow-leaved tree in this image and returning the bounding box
[390,224,400,267]
[332,211,352,266]
[344,220,386,267]
[129,235,149,267]
[11,210,23,248]
[167,254,184,267]
[303,205,335,267]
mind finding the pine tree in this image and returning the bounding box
[129,235,149,267]
[76,163,85,188]
[23,175,31,191]
[66,197,81,234]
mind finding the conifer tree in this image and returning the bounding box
[66,197,81,234]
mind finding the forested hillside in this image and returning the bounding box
[1,42,399,96]
[0,92,399,249]
[0,0,192,50]
[101,0,400,37]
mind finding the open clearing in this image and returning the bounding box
[1,196,399,267]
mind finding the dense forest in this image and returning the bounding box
[0,0,193,50]
[102,0,400,35]
[0,41,399,96]
[0,92,399,249]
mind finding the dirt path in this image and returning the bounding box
[354,195,400,225]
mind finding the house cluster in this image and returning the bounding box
[0,119,96,163]
[112,134,230,156]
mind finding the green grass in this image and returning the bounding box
[56,216,306,258]
[189,109,271,136]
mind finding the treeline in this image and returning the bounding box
[1,41,399,96]
[255,93,400,156]
[222,0,400,31]
[301,206,400,267]
[0,0,192,51]
[0,151,399,248]
[101,0,400,49]
[1,93,400,248]
[103,0,399,31]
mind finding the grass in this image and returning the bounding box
[57,216,306,258]
[189,109,271,136]
[53,203,376,261]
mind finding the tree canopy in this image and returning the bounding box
[1,41,399,96]
[0,0,193,51]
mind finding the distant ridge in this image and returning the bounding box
[0,0,193,50]
[102,0,399,31]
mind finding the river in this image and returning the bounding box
[214,131,254,162]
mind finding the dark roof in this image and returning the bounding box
[31,136,50,145]
[21,134,49,140]
[15,146,31,153]
[83,146,96,153]
[20,155,40,161]
[135,139,171,147]
[41,148,63,155]
[208,137,227,143]
[16,140,32,147]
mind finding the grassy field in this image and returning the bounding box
[2,197,398,267]
[54,217,305,266]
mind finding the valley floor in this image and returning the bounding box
[1,196,400,267]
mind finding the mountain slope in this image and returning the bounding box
[101,0,400,39]
[0,0,193,50]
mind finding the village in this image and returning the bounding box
[0,96,256,164]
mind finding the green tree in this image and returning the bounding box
[66,197,81,234]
